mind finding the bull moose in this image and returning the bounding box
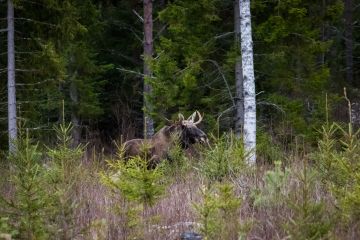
[123,111,208,167]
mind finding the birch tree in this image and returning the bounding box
[239,0,256,164]
[234,0,244,138]
[144,0,154,138]
[7,0,17,153]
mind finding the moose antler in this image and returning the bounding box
[187,111,197,122]
[194,111,203,125]
[178,113,185,121]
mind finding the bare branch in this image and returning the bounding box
[132,9,144,22]
[117,67,156,78]
[204,59,236,107]
[257,101,285,114]
[214,32,234,39]
[16,79,54,86]
[14,18,56,27]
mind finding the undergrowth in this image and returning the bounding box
[0,123,359,239]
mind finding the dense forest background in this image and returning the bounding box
[0,0,356,149]
[1,0,360,239]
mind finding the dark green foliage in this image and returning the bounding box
[252,0,344,140]
[0,0,107,147]
[148,0,234,129]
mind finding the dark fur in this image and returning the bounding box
[123,122,207,167]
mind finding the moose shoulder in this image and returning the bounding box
[123,111,208,167]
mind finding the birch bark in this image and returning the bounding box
[239,0,256,164]
[7,0,17,153]
[144,0,154,138]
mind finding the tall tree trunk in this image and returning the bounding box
[70,78,81,147]
[7,0,17,153]
[239,0,256,165]
[344,0,353,85]
[143,0,154,138]
[235,0,244,138]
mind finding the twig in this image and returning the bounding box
[117,67,156,79]
[132,9,144,23]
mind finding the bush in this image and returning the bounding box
[45,123,86,239]
[314,122,360,235]
[197,134,246,182]
[101,154,167,238]
[0,132,51,239]
[194,182,248,240]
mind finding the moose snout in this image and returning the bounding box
[198,133,209,145]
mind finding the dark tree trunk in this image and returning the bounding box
[235,0,244,138]
[70,79,81,147]
[344,0,353,85]
[7,0,17,153]
[144,0,154,138]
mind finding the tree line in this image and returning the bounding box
[0,0,357,157]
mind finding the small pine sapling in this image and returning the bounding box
[101,152,167,239]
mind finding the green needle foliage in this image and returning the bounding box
[47,124,84,240]
[315,122,360,235]
[102,156,166,208]
[45,123,85,239]
[252,161,291,208]
[198,134,246,182]
[0,132,51,240]
[285,160,332,240]
[101,152,167,238]
[194,183,246,240]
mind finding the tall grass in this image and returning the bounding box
[1,123,360,239]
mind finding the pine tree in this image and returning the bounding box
[7,0,16,153]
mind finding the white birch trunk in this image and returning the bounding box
[235,0,244,138]
[239,0,256,164]
[7,0,17,153]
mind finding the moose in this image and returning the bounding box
[122,111,208,167]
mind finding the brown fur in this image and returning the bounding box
[123,121,207,167]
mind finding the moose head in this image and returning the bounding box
[176,111,208,149]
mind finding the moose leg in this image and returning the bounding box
[148,154,161,169]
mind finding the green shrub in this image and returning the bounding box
[198,134,246,182]
[252,161,290,207]
[0,132,51,240]
[163,134,192,179]
[45,123,86,239]
[101,154,167,238]
[314,122,360,234]
[194,182,247,240]
[285,160,332,240]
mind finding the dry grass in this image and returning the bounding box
[1,152,359,239]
